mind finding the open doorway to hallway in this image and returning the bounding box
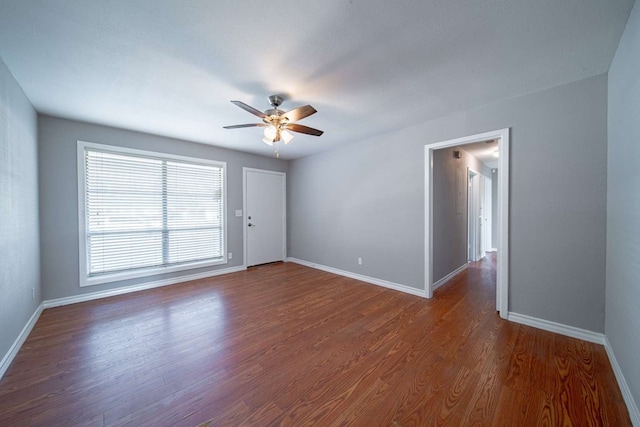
[424,128,509,318]
[431,143,496,290]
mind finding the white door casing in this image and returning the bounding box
[483,176,492,255]
[243,168,286,267]
[468,169,479,262]
[468,169,484,262]
[476,174,486,261]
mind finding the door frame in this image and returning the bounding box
[467,168,480,262]
[424,128,510,319]
[243,168,287,268]
[482,175,492,255]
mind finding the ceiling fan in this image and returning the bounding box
[223,95,323,157]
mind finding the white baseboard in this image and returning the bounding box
[507,312,605,344]
[0,302,44,380]
[286,257,425,297]
[44,265,247,309]
[604,336,640,426]
[432,263,468,291]
[505,312,640,421]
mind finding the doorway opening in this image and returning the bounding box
[424,128,509,319]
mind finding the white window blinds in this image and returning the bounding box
[80,143,225,283]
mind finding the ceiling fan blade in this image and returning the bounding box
[230,100,267,118]
[285,123,324,136]
[282,105,317,122]
[223,123,265,129]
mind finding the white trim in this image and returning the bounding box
[507,312,640,423]
[467,168,481,262]
[0,303,44,380]
[424,144,434,298]
[507,312,605,345]
[77,140,228,287]
[432,263,468,291]
[287,257,424,297]
[482,175,492,256]
[243,168,247,267]
[44,265,246,309]
[243,168,287,267]
[604,336,640,426]
[81,259,229,287]
[425,128,510,319]
[77,140,229,167]
[497,131,510,319]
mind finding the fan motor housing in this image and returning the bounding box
[264,108,285,117]
[268,95,284,108]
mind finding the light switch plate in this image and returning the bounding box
[235,210,243,217]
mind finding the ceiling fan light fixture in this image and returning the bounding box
[224,96,323,157]
[281,129,294,144]
[263,125,277,141]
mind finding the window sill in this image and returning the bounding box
[80,257,227,287]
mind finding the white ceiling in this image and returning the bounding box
[0,1,634,159]
[462,140,500,169]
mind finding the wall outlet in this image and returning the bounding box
[357,257,362,265]
[228,252,233,260]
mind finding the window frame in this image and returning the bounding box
[77,141,227,287]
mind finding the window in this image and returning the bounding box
[78,141,226,286]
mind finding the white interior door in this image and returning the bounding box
[244,168,286,267]
[478,175,485,260]
[468,170,478,262]
[482,176,492,254]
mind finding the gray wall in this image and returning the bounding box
[491,169,498,249]
[0,60,40,359]
[432,147,490,282]
[288,74,607,332]
[606,0,640,415]
[38,115,288,300]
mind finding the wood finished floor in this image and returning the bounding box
[0,255,631,426]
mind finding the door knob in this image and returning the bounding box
[248,223,255,227]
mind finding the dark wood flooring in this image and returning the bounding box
[0,255,631,426]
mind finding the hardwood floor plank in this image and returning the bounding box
[491,384,544,426]
[458,369,501,425]
[193,399,250,427]
[0,255,631,426]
